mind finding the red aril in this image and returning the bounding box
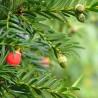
[41,57,50,66]
[6,48,21,67]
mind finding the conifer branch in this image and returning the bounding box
[20,15,61,54]
[22,6,98,13]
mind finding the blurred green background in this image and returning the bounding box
[44,12,98,98]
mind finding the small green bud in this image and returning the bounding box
[58,55,67,68]
[75,4,85,13]
[78,13,85,22]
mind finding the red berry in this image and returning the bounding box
[6,48,21,67]
[41,57,50,66]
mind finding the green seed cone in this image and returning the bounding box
[58,55,67,68]
[78,13,85,22]
[60,61,67,68]
[75,4,85,13]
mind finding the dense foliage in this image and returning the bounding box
[0,0,98,98]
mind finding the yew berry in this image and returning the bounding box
[58,54,67,68]
[41,57,50,66]
[78,13,85,22]
[6,48,21,67]
[75,4,85,13]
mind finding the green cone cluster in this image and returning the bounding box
[75,4,85,22]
